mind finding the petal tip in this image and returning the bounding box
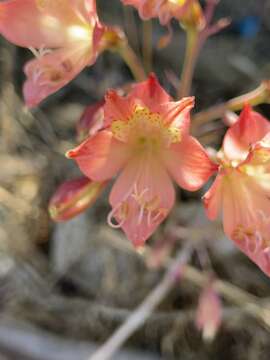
[105,89,118,100]
[65,149,76,159]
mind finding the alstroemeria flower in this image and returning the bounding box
[121,0,204,27]
[67,74,216,247]
[203,105,270,276]
[0,0,105,107]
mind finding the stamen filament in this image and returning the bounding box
[107,205,126,229]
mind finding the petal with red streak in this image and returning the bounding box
[130,73,172,112]
[159,97,194,134]
[103,90,135,127]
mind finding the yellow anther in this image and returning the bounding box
[232,225,254,242]
[166,127,181,144]
[118,201,129,220]
[145,195,160,212]
[111,120,129,142]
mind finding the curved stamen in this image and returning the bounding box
[152,208,168,223]
[29,45,52,58]
[107,204,126,229]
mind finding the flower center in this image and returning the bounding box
[111,106,181,152]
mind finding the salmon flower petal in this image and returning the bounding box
[104,90,136,127]
[130,75,195,131]
[159,98,194,134]
[203,106,270,277]
[223,104,270,162]
[165,136,218,191]
[130,73,171,112]
[67,130,130,181]
[109,156,175,247]
[203,173,224,221]
[0,0,99,47]
[0,0,105,106]
[23,45,95,107]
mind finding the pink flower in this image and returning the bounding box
[203,105,270,276]
[67,74,216,247]
[196,282,222,341]
[0,0,105,107]
[49,176,106,222]
[121,0,204,27]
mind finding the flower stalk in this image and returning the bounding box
[192,80,270,131]
[178,0,230,99]
[142,20,153,74]
[118,42,146,81]
[178,27,199,99]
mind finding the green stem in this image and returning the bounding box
[192,81,270,131]
[178,28,200,99]
[142,20,153,74]
[118,43,146,82]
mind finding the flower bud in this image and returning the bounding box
[180,1,205,31]
[196,282,222,342]
[101,26,127,51]
[49,177,106,222]
[76,101,105,142]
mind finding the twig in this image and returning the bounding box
[0,318,160,360]
[101,228,270,330]
[89,245,192,360]
[192,80,270,131]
